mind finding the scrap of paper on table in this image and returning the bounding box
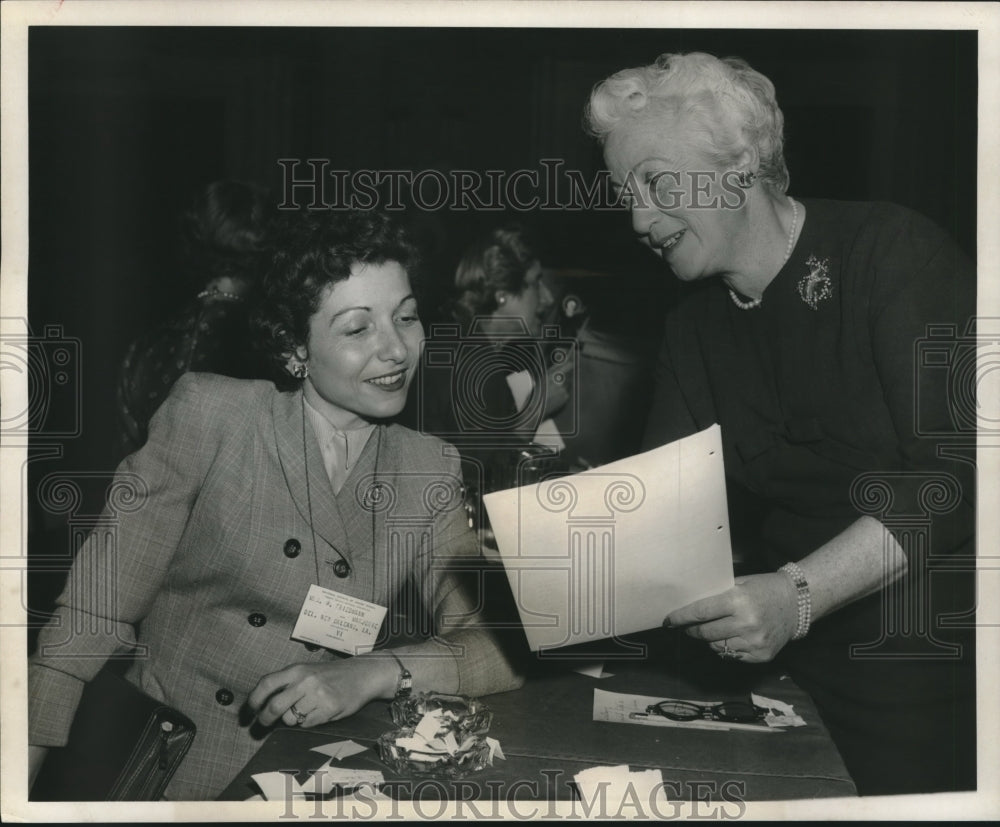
[310,739,369,760]
[252,766,384,800]
[573,662,614,679]
[339,784,391,804]
[301,764,385,795]
[483,424,734,651]
[252,771,303,800]
[752,693,807,727]
[593,688,776,733]
[573,765,667,806]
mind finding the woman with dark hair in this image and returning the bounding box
[587,51,975,795]
[115,180,274,459]
[29,209,524,800]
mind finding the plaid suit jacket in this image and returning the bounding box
[30,373,525,799]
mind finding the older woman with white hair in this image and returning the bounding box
[586,52,975,795]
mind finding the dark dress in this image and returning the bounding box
[643,199,976,795]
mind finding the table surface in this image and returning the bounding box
[218,640,856,803]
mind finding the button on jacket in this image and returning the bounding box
[29,373,524,800]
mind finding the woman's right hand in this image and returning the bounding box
[663,573,800,664]
[29,745,49,790]
[247,656,399,729]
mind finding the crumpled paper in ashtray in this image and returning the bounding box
[390,709,505,767]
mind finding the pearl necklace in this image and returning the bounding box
[728,197,799,310]
[197,287,244,302]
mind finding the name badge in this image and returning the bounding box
[292,584,387,656]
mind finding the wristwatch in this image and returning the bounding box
[390,653,412,698]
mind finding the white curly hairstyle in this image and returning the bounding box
[585,52,789,193]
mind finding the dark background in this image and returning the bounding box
[25,27,977,626]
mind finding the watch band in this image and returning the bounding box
[778,562,812,640]
[389,652,412,698]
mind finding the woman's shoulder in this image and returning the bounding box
[132,374,282,469]
[158,373,280,426]
[799,198,974,320]
[383,422,461,471]
[801,198,961,257]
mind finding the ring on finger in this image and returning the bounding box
[290,703,307,726]
[718,639,738,659]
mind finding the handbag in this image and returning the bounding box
[32,665,196,801]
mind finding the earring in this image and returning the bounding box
[736,170,757,189]
[289,360,308,380]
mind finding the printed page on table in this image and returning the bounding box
[483,424,734,651]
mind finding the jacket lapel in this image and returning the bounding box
[272,389,354,575]
[335,425,394,604]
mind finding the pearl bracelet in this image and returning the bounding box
[778,562,812,640]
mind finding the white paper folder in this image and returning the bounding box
[482,424,734,651]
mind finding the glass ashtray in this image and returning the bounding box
[376,727,492,779]
[390,692,493,737]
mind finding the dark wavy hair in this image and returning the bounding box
[179,180,274,289]
[253,209,421,385]
[452,224,538,329]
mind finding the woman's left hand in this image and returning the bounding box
[247,656,397,728]
[663,573,799,663]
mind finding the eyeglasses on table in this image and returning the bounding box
[631,699,767,724]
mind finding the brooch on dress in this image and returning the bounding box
[797,255,833,310]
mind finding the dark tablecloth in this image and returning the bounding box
[219,644,856,803]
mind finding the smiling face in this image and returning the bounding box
[295,260,423,428]
[603,109,751,282]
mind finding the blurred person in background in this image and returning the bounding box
[410,224,575,497]
[115,180,274,460]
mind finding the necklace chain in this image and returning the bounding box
[728,197,799,311]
